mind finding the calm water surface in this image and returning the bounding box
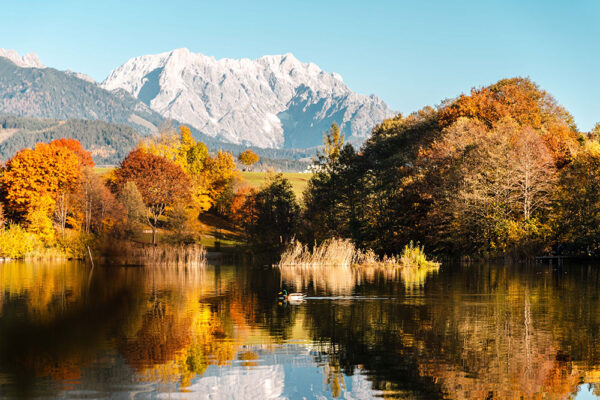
[1,260,600,399]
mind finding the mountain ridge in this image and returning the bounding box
[102,48,395,148]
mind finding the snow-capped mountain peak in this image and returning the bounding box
[0,48,45,68]
[102,49,394,148]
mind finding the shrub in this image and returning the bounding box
[398,241,440,268]
[0,223,38,259]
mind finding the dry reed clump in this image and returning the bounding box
[278,238,439,269]
[101,240,207,267]
[279,239,358,267]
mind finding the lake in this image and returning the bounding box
[0,260,600,399]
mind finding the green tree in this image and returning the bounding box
[244,174,300,251]
[302,123,348,242]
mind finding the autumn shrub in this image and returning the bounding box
[56,231,92,259]
[397,241,440,269]
[0,223,38,259]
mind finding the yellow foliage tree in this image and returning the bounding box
[142,125,239,212]
[238,149,259,170]
[25,195,56,243]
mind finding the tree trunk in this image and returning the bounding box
[152,225,157,245]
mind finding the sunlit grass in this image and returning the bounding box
[94,166,115,176]
[241,171,311,198]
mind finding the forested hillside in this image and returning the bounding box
[0,116,141,164]
[0,57,164,134]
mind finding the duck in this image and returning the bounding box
[278,289,305,302]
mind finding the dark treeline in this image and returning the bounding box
[242,77,600,259]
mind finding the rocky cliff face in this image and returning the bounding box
[102,48,395,148]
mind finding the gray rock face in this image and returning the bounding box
[102,48,395,148]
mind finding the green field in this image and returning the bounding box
[94,167,311,198]
[241,171,311,198]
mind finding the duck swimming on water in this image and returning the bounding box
[278,289,305,302]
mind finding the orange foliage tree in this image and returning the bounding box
[230,186,256,226]
[50,138,95,168]
[439,77,579,165]
[113,149,191,244]
[1,143,81,220]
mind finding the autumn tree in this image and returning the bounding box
[553,142,600,255]
[508,126,556,221]
[201,151,238,209]
[114,149,191,244]
[238,149,259,170]
[74,168,122,234]
[117,181,146,236]
[50,138,95,168]
[590,123,600,143]
[319,123,345,169]
[1,143,81,222]
[141,125,239,212]
[230,186,255,227]
[439,77,578,165]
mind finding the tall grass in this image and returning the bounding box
[279,239,366,267]
[278,238,439,269]
[99,240,207,267]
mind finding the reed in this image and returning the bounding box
[278,238,439,269]
[100,240,207,267]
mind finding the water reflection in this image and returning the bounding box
[0,261,600,398]
[278,264,439,295]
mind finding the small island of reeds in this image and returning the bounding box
[278,238,440,269]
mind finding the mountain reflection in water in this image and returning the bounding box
[0,261,599,399]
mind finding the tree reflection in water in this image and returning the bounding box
[0,261,600,398]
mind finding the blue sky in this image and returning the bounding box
[3,0,599,130]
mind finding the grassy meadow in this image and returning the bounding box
[241,171,311,198]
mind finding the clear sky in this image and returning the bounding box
[2,0,599,130]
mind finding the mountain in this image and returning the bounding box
[102,48,395,148]
[0,49,45,68]
[0,51,164,135]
